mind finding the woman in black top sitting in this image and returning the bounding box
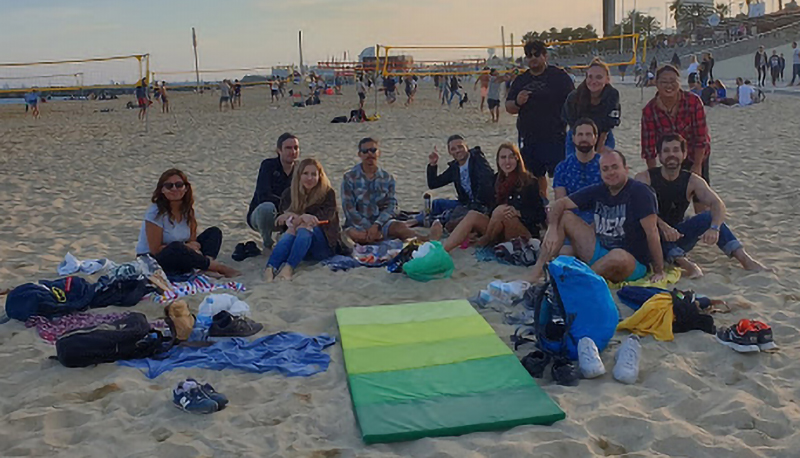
[562,58,620,156]
[442,142,546,252]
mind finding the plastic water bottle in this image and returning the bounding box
[423,192,432,228]
[488,280,531,305]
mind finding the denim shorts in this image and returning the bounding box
[587,241,648,282]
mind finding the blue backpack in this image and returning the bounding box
[524,256,619,360]
[5,276,95,321]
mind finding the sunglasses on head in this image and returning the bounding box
[360,147,379,155]
[163,182,186,190]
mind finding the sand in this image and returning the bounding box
[1,82,799,458]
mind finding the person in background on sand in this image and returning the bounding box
[705,52,715,82]
[24,88,40,119]
[356,76,367,111]
[233,79,242,107]
[755,46,768,87]
[159,82,170,113]
[271,78,280,103]
[403,75,417,106]
[447,74,463,106]
[641,65,711,189]
[136,169,239,278]
[790,42,800,86]
[712,80,738,106]
[769,50,781,87]
[342,137,442,244]
[528,150,665,284]
[218,79,231,112]
[383,76,397,105]
[686,55,699,85]
[779,53,786,82]
[506,40,575,198]
[634,134,771,278]
[486,69,506,123]
[474,68,491,112]
[248,133,300,251]
[562,58,620,157]
[422,134,496,230]
[264,159,341,282]
[442,142,546,253]
[737,78,756,106]
[135,78,149,121]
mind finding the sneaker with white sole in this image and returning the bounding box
[578,337,606,379]
[715,322,759,353]
[613,335,641,385]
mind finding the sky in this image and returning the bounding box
[0,0,776,82]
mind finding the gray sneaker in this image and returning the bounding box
[613,335,641,385]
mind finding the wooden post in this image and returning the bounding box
[192,28,201,94]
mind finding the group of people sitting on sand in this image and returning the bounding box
[134,40,770,287]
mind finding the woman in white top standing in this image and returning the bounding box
[136,169,239,277]
[686,55,699,85]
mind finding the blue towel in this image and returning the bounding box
[616,286,669,310]
[119,332,336,379]
[322,255,362,272]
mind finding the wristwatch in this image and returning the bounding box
[710,225,720,231]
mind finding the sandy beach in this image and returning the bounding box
[1,83,799,457]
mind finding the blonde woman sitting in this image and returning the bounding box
[265,158,341,281]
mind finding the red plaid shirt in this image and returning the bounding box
[641,90,710,163]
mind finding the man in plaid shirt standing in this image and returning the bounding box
[342,137,442,244]
[641,65,711,184]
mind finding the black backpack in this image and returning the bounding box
[55,312,174,367]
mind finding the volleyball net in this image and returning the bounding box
[152,65,299,89]
[0,54,149,95]
[375,34,645,78]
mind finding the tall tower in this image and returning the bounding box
[603,0,616,36]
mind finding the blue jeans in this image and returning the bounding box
[414,199,461,225]
[662,212,742,263]
[791,64,800,85]
[267,227,333,270]
[249,202,277,249]
[447,89,462,106]
[565,129,615,157]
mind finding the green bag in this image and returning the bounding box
[402,241,455,282]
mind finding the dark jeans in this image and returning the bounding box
[267,226,332,270]
[662,212,742,263]
[153,227,222,276]
[757,66,767,86]
[791,64,800,85]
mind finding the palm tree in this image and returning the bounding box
[716,2,729,17]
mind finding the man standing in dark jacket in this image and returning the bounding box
[506,40,575,197]
[247,133,300,249]
[423,134,495,228]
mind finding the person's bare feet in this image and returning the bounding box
[277,265,294,281]
[429,220,443,240]
[264,267,275,283]
[676,257,704,279]
[217,265,241,278]
[742,258,774,273]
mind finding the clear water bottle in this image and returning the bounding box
[423,192,432,228]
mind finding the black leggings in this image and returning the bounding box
[757,66,767,86]
[154,227,223,275]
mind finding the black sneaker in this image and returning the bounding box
[551,357,580,386]
[232,243,248,262]
[209,311,263,337]
[715,322,759,353]
[521,351,550,378]
[244,241,262,259]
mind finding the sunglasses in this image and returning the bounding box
[162,182,186,190]
[360,147,379,155]
[526,51,544,58]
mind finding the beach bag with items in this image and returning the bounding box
[5,276,95,321]
[55,312,174,367]
[524,256,618,361]
[401,241,455,282]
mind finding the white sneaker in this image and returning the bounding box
[613,335,641,385]
[577,337,605,379]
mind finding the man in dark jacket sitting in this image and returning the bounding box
[420,134,496,229]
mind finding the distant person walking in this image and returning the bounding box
[754,46,768,87]
[769,50,782,87]
[233,79,242,107]
[356,76,367,110]
[219,79,232,112]
[791,42,800,86]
